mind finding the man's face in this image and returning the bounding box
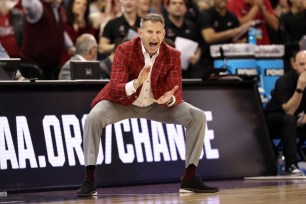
[167,0,187,18]
[294,51,306,74]
[138,20,165,56]
[214,0,228,10]
[121,0,138,14]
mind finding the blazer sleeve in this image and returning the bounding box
[167,49,183,106]
[107,44,132,100]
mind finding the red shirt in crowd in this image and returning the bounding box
[227,0,275,45]
[0,12,20,57]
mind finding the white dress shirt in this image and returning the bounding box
[125,42,159,107]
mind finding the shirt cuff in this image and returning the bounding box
[125,80,137,96]
[167,95,176,107]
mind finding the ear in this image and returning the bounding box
[138,28,142,38]
[290,56,296,70]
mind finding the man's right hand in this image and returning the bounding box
[133,65,151,89]
[297,72,306,90]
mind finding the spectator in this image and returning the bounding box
[196,0,252,71]
[89,0,121,34]
[196,0,213,12]
[137,0,151,17]
[20,0,75,80]
[264,50,306,175]
[58,33,98,80]
[65,0,99,43]
[99,38,129,79]
[0,0,23,58]
[165,0,201,78]
[151,0,163,14]
[99,0,140,55]
[163,0,200,22]
[274,0,289,17]
[280,0,306,71]
[60,0,99,66]
[227,0,279,45]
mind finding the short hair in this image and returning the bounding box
[167,0,187,6]
[140,13,165,28]
[75,34,97,55]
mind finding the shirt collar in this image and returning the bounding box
[76,54,87,61]
[141,41,160,58]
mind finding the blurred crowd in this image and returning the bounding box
[0,0,306,80]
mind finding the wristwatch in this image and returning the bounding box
[296,88,304,94]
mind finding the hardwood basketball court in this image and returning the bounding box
[1,177,306,203]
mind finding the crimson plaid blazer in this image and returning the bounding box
[91,37,183,108]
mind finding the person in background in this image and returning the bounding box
[280,0,306,72]
[196,0,252,73]
[164,0,201,78]
[0,0,23,58]
[99,0,140,55]
[265,50,306,175]
[89,0,121,35]
[137,0,151,17]
[196,0,213,12]
[58,33,98,80]
[76,13,219,197]
[60,0,99,66]
[163,0,200,22]
[273,0,289,17]
[227,0,279,45]
[99,38,129,79]
[20,0,76,80]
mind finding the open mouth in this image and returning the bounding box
[149,42,158,48]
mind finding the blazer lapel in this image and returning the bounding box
[151,44,165,80]
[136,39,145,72]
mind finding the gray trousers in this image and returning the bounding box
[83,100,206,168]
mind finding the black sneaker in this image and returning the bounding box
[180,176,219,193]
[286,163,303,175]
[76,180,97,197]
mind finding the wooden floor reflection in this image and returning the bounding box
[2,178,306,203]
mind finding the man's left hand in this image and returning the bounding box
[151,85,179,105]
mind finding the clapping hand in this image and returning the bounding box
[151,85,179,105]
[133,65,151,89]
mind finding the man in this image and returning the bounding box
[58,33,98,80]
[76,13,219,197]
[265,50,306,175]
[227,0,279,45]
[164,0,201,78]
[280,0,306,72]
[99,0,141,55]
[0,0,23,58]
[20,0,75,80]
[99,38,129,79]
[196,0,252,70]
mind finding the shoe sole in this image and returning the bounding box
[179,188,219,193]
[76,191,98,197]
